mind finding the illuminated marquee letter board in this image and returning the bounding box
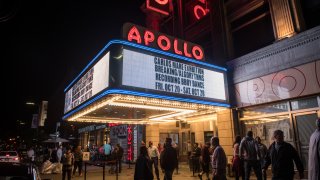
[121,48,228,102]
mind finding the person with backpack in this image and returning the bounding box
[239,131,262,180]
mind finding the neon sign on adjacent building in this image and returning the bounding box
[127,125,133,161]
[123,23,205,61]
[193,0,210,20]
[146,0,170,16]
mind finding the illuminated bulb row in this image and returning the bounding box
[150,110,196,121]
[68,97,116,121]
[117,95,199,109]
[110,102,192,112]
[116,94,222,111]
[67,94,226,123]
[186,115,217,122]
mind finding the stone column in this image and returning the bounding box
[217,109,235,163]
[146,124,160,146]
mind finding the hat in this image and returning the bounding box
[165,138,172,143]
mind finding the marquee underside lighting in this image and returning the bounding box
[63,91,229,124]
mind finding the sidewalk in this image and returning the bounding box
[41,161,293,180]
[40,162,222,180]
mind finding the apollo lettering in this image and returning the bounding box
[126,25,204,60]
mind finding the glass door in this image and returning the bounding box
[293,112,318,169]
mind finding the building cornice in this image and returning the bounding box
[227,26,320,84]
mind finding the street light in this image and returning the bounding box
[26,102,36,106]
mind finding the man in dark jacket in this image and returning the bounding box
[116,144,124,173]
[160,138,178,180]
[263,130,304,180]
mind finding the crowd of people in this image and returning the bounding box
[231,118,320,180]
[60,143,124,180]
[134,117,320,180]
[134,136,228,180]
[4,117,319,180]
[135,138,179,180]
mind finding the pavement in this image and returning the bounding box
[40,162,222,180]
[40,161,305,180]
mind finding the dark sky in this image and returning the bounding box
[1,0,145,139]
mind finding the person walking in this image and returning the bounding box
[186,140,192,165]
[134,146,154,180]
[104,142,112,160]
[239,131,262,180]
[157,143,163,154]
[109,145,118,174]
[72,146,83,177]
[262,129,304,180]
[232,135,244,180]
[172,142,179,174]
[160,138,178,180]
[62,148,74,180]
[211,137,227,180]
[255,136,267,180]
[27,147,35,163]
[198,142,211,180]
[148,141,160,180]
[98,144,104,161]
[192,143,201,173]
[308,118,320,180]
[57,145,63,163]
[116,144,124,173]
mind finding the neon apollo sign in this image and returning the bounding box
[123,23,205,61]
[146,0,209,20]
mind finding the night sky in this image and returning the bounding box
[1,0,145,139]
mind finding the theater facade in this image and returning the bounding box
[63,23,230,161]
